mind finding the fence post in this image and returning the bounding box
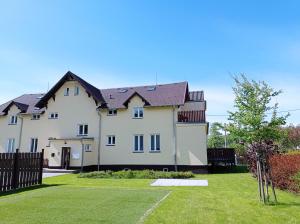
[38,149,44,184]
[12,149,20,190]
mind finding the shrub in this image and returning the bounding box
[269,154,300,192]
[78,170,194,179]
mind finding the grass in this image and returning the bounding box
[0,172,299,224]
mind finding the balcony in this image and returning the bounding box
[177,110,206,123]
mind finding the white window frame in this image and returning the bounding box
[32,114,40,120]
[107,109,117,116]
[78,124,88,136]
[74,86,80,96]
[150,134,160,152]
[133,135,144,152]
[107,135,116,146]
[30,138,38,153]
[6,138,15,153]
[64,87,70,96]
[49,112,58,119]
[84,144,92,152]
[133,107,144,119]
[9,115,17,125]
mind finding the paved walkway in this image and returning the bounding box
[151,179,208,186]
[42,173,70,178]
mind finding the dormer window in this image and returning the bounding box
[64,88,70,96]
[74,86,80,96]
[133,107,143,118]
[108,109,117,116]
[9,115,17,125]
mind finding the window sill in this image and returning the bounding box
[85,151,92,152]
[132,151,144,153]
[77,135,88,137]
[8,123,17,125]
[149,150,161,153]
[48,118,58,120]
[132,117,143,119]
[106,144,115,146]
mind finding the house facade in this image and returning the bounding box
[0,71,208,171]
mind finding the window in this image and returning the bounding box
[64,88,70,96]
[74,86,80,96]
[9,115,17,125]
[32,114,40,120]
[30,138,38,153]
[133,107,144,118]
[108,109,117,116]
[107,135,116,146]
[49,113,58,119]
[150,134,160,151]
[84,144,92,152]
[134,135,144,152]
[6,138,15,153]
[78,124,88,136]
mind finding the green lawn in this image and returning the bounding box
[0,173,299,224]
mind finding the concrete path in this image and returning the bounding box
[151,179,208,187]
[42,172,70,178]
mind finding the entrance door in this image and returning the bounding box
[61,147,71,169]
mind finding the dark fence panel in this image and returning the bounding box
[0,149,44,193]
[178,110,206,123]
[207,148,236,166]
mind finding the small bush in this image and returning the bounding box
[270,154,300,192]
[78,170,194,179]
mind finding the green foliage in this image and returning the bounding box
[208,122,225,148]
[78,170,195,179]
[227,74,288,152]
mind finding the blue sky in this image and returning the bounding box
[0,0,299,124]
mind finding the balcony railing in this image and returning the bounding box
[177,110,206,123]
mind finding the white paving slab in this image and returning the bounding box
[151,179,208,187]
[42,173,69,178]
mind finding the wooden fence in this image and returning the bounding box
[207,148,236,166]
[0,149,44,193]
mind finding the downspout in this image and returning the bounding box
[17,114,24,150]
[97,109,102,171]
[172,106,178,171]
[80,139,84,172]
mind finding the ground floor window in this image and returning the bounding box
[150,134,160,151]
[6,138,15,153]
[30,138,38,152]
[84,144,92,152]
[107,135,116,146]
[134,135,144,152]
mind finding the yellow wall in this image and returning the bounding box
[0,81,208,167]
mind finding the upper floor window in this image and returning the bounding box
[64,88,70,96]
[32,114,40,120]
[6,138,15,153]
[74,86,80,96]
[78,124,88,136]
[30,138,38,153]
[133,107,144,119]
[150,134,160,152]
[49,112,58,119]
[9,115,17,125]
[108,109,117,116]
[107,135,116,146]
[134,135,144,152]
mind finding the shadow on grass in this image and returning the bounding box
[0,184,64,197]
[208,165,249,174]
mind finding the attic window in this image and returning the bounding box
[147,86,156,91]
[64,88,70,96]
[118,89,128,93]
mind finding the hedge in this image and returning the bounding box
[78,170,194,179]
[270,154,300,193]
